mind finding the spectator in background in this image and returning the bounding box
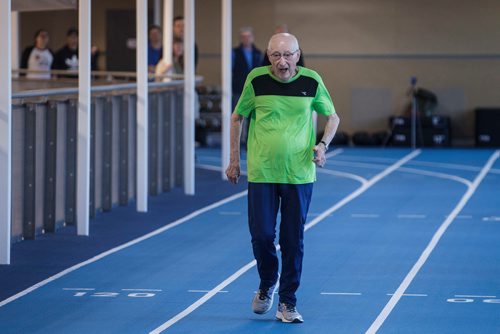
[173,15,199,69]
[155,37,199,120]
[232,27,263,145]
[148,25,163,74]
[262,24,305,67]
[52,27,99,73]
[20,29,53,79]
[232,26,263,108]
[155,37,184,78]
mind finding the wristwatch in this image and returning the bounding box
[320,140,329,151]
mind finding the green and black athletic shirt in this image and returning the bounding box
[235,66,336,184]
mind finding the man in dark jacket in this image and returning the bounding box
[52,27,99,73]
[232,27,263,144]
[232,27,263,108]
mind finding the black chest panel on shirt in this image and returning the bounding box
[252,74,318,98]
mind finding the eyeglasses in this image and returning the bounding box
[268,50,298,61]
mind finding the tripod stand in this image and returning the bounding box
[384,76,425,148]
[410,76,418,149]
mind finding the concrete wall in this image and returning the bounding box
[18,0,500,143]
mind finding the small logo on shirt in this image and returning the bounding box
[301,91,307,96]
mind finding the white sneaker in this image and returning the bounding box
[276,302,304,323]
[252,282,278,314]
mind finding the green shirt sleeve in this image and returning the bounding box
[312,77,335,116]
[234,77,256,118]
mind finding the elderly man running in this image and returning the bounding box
[226,33,340,323]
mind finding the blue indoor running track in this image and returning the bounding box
[1,147,499,334]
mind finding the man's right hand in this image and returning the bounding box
[225,162,241,184]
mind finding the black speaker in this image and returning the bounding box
[422,128,451,147]
[389,116,451,147]
[476,108,500,147]
[389,116,450,130]
[390,128,411,146]
[390,129,450,147]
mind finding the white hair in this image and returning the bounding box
[240,26,254,34]
[267,33,299,52]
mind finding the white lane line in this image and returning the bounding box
[328,160,387,170]
[366,149,500,334]
[321,292,362,296]
[188,290,228,293]
[317,168,368,185]
[334,155,398,164]
[455,294,496,298]
[150,260,257,334]
[337,155,500,175]
[149,150,421,333]
[122,289,163,292]
[351,214,380,218]
[0,190,248,308]
[398,167,472,187]
[304,150,421,232]
[325,148,344,159]
[387,293,427,297]
[406,160,485,172]
[199,152,499,176]
[397,214,427,219]
[324,163,473,188]
[307,213,332,217]
[483,216,500,221]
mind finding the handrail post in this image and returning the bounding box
[136,0,149,211]
[183,0,195,195]
[0,0,12,264]
[221,0,231,180]
[77,0,92,236]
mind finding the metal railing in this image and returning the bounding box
[10,79,186,242]
[13,69,185,82]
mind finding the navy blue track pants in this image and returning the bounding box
[247,182,313,306]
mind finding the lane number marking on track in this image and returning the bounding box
[63,288,162,298]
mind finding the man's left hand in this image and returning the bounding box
[313,144,327,167]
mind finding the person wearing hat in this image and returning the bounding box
[52,27,99,73]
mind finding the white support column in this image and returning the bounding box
[77,0,91,236]
[11,11,19,78]
[162,0,173,66]
[0,0,12,265]
[183,0,195,195]
[221,0,231,180]
[154,0,161,25]
[136,0,149,211]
